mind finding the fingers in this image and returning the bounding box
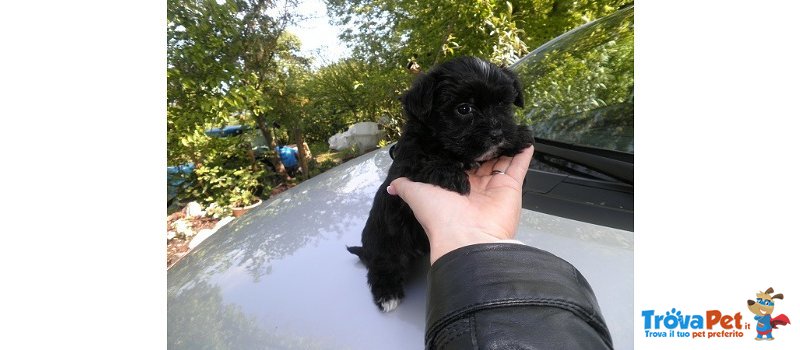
[476,145,535,178]
[504,145,534,183]
[491,156,513,175]
[475,158,499,177]
[389,146,533,199]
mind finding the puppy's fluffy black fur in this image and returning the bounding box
[347,56,534,312]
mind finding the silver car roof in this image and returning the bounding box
[167,147,633,349]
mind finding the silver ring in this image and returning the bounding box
[491,170,505,175]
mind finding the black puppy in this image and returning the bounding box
[347,56,534,312]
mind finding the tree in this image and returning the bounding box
[167,0,244,166]
[166,0,634,209]
[514,5,634,152]
[237,0,299,178]
[318,0,632,142]
[260,32,314,179]
[167,0,301,207]
[326,0,630,69]
[303,59,410,143]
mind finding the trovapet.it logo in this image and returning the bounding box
[745,287,791,341]
[642,308,746,339]
[641,286,792,341]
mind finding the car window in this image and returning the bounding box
[513,6,633,154]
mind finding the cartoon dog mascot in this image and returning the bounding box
[747,287,791,340]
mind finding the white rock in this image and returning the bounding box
[348,122,381,152]
[173,219,193,237]
[185,201,205,217]
[167,231,176,240]
[328,122,381,152]
[328,132,350,151]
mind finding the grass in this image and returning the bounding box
[308,141,361,168]
[306,141,352,177]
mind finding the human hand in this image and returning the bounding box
[387,146,534,264]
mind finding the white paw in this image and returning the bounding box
[379,298,400,312]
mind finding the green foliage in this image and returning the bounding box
[307,158,339,178]
[166,0,634,210]
[340,144,361,161]
[326,0,630,68]
[518,7,632,118]
[168,0,299,208]
[181,134,266,207]
[228,184,260,208]
[307,141,330,157]
[515,6,634,152]
[204,202,230,219]
[259,32,311,130]
[302,59,409,143]
[317,0,632,147]
[169,1,241,157]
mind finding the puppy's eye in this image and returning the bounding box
[456,105,472,115]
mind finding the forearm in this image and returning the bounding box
[425,243,613,349]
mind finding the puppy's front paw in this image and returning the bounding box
[367,265,407,312]
[377,296,401,312]
[514,124,535,146]
[499,126,535,157]
[371,286,405,312]
[449,175,470,194]
[418,167,470,195]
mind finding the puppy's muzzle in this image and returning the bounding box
[490,129,504,142]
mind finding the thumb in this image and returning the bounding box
[387,177,429,206]
[386,177,413,196]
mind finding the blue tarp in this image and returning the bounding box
[167,163,195,202]
[204,125,249,137]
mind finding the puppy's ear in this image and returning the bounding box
[402,72,436,121]
[503,68,525,108]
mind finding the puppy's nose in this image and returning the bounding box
[490,129,503,139]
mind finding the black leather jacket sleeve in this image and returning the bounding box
[425,243,613,349]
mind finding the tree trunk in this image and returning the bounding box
[292,126,310,180]
[255,115,273,146]
[255,114,287,178]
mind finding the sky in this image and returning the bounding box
[285,0,351,67]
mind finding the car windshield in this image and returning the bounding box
[513,6,633,154]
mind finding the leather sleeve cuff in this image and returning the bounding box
[425,243,611,346]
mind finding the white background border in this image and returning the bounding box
[636,1,799,348]
[2,1,799,348]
